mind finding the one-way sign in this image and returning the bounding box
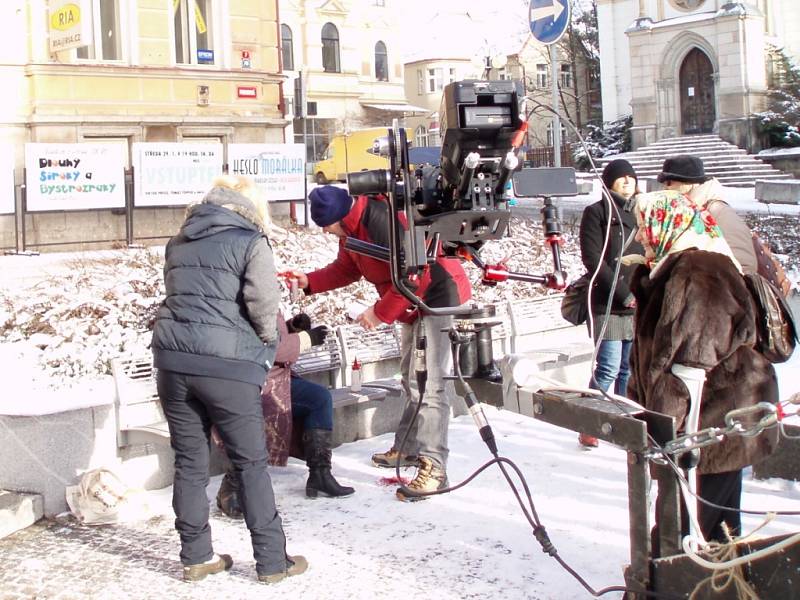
[529,0,570,45]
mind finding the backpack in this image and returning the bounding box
[752,232,791,298]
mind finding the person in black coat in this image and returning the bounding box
[577,159,644,447]
[151,176,306,584]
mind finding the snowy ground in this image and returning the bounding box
[40,404,795,600]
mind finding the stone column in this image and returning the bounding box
[657,78,678,139]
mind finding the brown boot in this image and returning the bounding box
[216,470,243,518]
[396,456,448,502]
[257,555,308,584]
[371,446,418,469]
[183,553,233,582]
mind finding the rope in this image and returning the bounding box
[688,525,759,600]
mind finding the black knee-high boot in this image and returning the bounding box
[304,429,355,498]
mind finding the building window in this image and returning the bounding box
[560,64,572,88]
[417,69,424,94]
[375,41,388,81]
[281,24,294,71]
[77,0,122,61]
[415,125,429,147]
[427,68,444,93]
[448,67,457,83]
[174,0,214,65]
[536,64,548,88]
[374,0,386,6]
[321,23,340,73]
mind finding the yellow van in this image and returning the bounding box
[313,127,389,184]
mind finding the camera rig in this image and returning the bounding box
[346,79,577,318]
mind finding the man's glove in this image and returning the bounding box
[308,325,329,346]
[286,313,312,333]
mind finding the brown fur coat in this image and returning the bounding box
[628,250,778,474]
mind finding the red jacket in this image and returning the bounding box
[306,195,471,324]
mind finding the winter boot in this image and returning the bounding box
[371,446,419,469]
[183,553,233,582]
[216,470,243,519]
[396,456,448,502]
[258,555,308,584]
[304,429,355,498]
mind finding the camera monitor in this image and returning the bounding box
[512,167,578,198]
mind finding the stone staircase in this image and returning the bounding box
[599,135,793,188]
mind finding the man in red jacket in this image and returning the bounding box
[287,185,472,501]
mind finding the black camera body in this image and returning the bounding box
[344,79,575,315]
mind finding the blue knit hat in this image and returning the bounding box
[309,186,353,227]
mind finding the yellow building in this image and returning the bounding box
[2,0,287,165]
[0,0,290,250]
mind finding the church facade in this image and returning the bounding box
[597,0,800,151]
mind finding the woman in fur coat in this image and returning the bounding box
[627,190,778,549]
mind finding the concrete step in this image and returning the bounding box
[0,489,43,539]
[595,134,794,187]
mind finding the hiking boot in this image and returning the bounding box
[258,555,308,584]
[371,447,418,469]
[396,456,448,502]
[183,553,233,582]
[578,433,599,448]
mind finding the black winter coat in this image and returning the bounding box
[628,250,778,474]
[579,191,643,317]
[152,200,279,386]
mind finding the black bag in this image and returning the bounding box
[744,273,797,363]
[560,274,590,325]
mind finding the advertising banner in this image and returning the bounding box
[25,143,126,211]
[228,143,306,201]
[0,144,14,215]
[48,0,93,53]
[133,143,223,207]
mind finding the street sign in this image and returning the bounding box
[529,0,570,45]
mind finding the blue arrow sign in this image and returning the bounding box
[529,0,570,45]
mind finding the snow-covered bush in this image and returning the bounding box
[756,48,800,148]
[573,115,632,171]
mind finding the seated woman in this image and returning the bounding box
[217,310,355,517]
[627,190,778,550]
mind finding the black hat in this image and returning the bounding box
[657,155,708,184]
[601,159,637,191]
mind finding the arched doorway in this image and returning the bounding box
[679,48,715,134]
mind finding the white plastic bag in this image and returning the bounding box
[65,467,151,525]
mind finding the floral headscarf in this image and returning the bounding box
[635,190,742,276]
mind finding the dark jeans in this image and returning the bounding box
[157,369,287,576]
[290,375,333,430]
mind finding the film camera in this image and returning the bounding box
[345,79,577,379]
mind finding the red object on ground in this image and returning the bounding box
[378,475,411,486]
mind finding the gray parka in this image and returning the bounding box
[151,186,280,386]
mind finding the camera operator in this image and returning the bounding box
[285,185,472,501]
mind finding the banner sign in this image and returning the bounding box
[25,143,125,211]
[48,0,92,53]
[133,143,223,207]
[228,143,306,201]
[0,144,14,215]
